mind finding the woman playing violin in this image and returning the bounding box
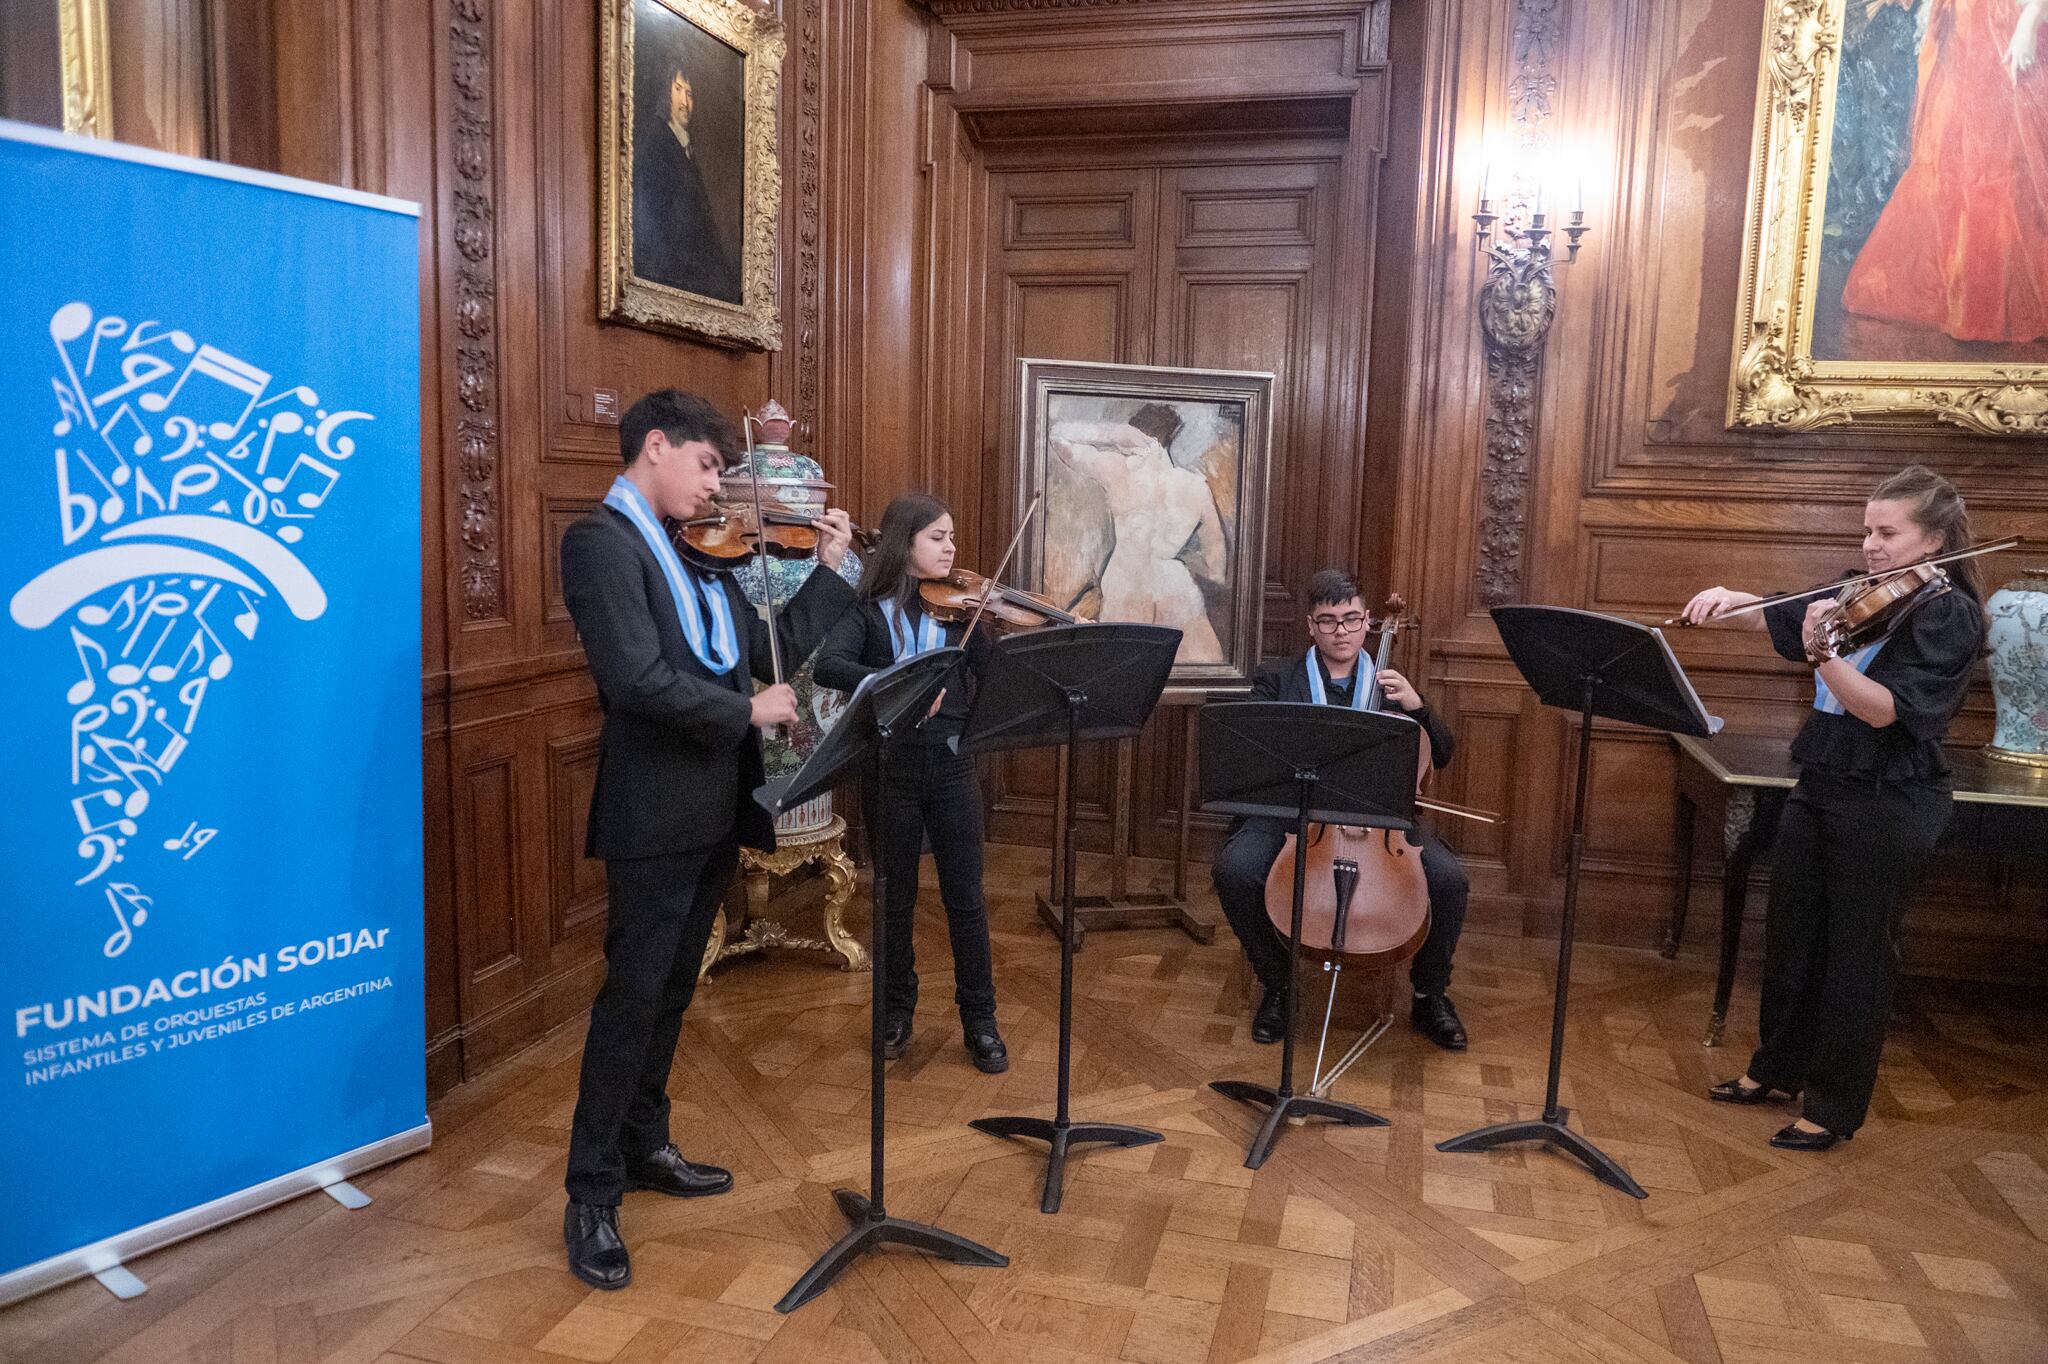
[1681,466,1985,1151]
[814,493,1008,1073]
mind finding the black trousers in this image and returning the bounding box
[1747,770,1949,1136]
[866,744,998,1026]
[1212,816,1469,997]
[565,839,738,1206]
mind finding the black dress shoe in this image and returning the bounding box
[624,1143,733,1198]
[1411,993,1468,1051]
[1251,987,1287,1044]
[883,1016,912,1059]
[964,1021,1008,1074]
[1770,1121,1849,1151]
[1708,1077,1794,1105]
[564,1200,631,1290]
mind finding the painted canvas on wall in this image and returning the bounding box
[1017,360,1272,692]
[1729,0,2048,433]
[598,0,783,349]
[1814,0,2048,365]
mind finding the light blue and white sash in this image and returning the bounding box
[603,476,739,674]
[880,599,948,661]
[1812,641,1883,715]
[1304,648,1376,710]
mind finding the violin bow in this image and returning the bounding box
[741,410,784,686]
[959,493,1045,646]
[1663,536,2020,627]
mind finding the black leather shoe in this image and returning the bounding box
[564,1201,630,1290]
[1411,993,1468,1051]
[1770,1121,1850,1152]
[624,1143,733,1198]
[964,1021,1008,1074]
[1251,987,1287,1044]
[1708,1077,1795,1105]
[883,1016,912,1059]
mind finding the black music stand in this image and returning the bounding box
[763,648,1009,1313]
[960,623,1180,1213]
[1199,702,1423,1169]
[1435,606,1720,1199]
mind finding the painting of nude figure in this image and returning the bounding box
[1016,359,1273,693]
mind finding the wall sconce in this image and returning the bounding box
[1469,158,1593,610]
[1473,168,1591,263]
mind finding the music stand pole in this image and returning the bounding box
[775,655,1008,1313]
[1435,673,1643,1196]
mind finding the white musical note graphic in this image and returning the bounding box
[12,300,381,953]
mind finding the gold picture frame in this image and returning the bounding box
[598,0,783,350]
[59,0,112,137]
[1728,0,2048,435]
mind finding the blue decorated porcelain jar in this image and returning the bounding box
[1985,568,2048,769]
[724,418,859,831]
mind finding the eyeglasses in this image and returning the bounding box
[1309,613,1368,634]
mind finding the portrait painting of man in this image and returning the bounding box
[1019,361,1273,691]
[630,0,745,305]
[600,0,781,348]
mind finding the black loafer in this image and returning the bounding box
[564,1200,631,1290]
[1410,993,1468,1051]
[1708,1077,1794,1105]
[624,1143,733,1198]
[1770,1121,1849,1151]
[964,1022,1008,1074]
[1251,987,1287,1045]
[883,1016,913,1059]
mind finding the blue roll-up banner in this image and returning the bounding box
[0,122,426,1305]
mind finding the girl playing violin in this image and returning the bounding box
[1681,466,1984,1151]
[815,493,1007,1073]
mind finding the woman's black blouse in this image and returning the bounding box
[814,598,993,746]
[1762,580,1982,783]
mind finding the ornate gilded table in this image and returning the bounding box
[698,814,866,980]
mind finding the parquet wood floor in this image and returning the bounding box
[6,846,2046,1364]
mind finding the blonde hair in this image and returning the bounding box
[1870,465,1979,599]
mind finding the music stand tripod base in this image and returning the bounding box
[775,1188,1008,1313]
[1209,1078,1387,1170]
[969,1114,1163,1214]
[1433,1108,1647,1199]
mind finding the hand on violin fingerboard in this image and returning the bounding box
[814,509,853,571]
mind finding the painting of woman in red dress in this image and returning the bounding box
[1840,0,2048,346]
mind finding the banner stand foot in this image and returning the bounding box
[321,1181,372,1209]
[92,1265,147,1300]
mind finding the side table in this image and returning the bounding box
[698,814,867,980]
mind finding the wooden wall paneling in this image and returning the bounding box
[1385,0,2048,973]
[902,2,1395,873]
[107,0,209,155]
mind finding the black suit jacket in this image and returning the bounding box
[561,505,856,859]
[1247,654,1457,769]
[632,126,740,303]
[813,598,994,746]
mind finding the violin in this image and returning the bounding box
[671,495,875,573]
[918,569,1088,635]
[1806,562,1947,664]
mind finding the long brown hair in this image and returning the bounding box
[1870,465,1980,600]
[858,492,951,615]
